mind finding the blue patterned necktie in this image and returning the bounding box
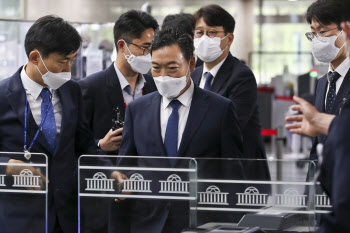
[325,71,341,114]
[40,88,56,153]
[164,100,181,167]
[204,72,214,91]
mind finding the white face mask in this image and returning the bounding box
[123,41,152,74]
[36,52,71,90]
[312,30,345,63]
[194,35,228,62]
[154,65,190,99]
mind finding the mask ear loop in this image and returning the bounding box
[36,51,50,75]
[336,30,346,50]
[122,40,133,60]
[220,34,230,52]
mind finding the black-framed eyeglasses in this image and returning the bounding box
[124,39,151,55]
[305,28,339,42]
[194,29,226,38]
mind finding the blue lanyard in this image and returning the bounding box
[24,91,53,153]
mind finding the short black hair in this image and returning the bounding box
[306,0,342,28]
[162,13,194,38]
[150,27,194,62]
[24,15,82,58]
[192,4,236,33]
[113,10,159,49]
[341,0,350,21]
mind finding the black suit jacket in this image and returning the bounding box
[0,67,104,233]
[318,98,350,233]
[310,68,350,160]
[110,85,245,233]
[191,53,270,181]
[78,64,157,152]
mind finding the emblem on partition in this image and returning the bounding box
[85,172,115,191]
[198,185,229,205]
[236,187,268,206]
[12,169,40,188]
[315,192,331,208]
[122,173,152,193]
[0,174,5,187]
[159,174,189,194]
[276,188,307,207]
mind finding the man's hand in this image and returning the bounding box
[110,171,130,202]
[285,96,335,136]
[99,128,123,152]
[6,159,47,190]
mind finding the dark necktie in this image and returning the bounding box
[325,71,341,114]
[40,88,56,153]
[164,100,181,167]
[204,72,214,91]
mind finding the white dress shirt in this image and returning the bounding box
[160,79,194,149]
[20,65,62,135]
[114,62,146,105]
[199,55,228,89]
[325,57,350,106]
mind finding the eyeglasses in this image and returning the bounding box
[123,39,151,55]
[305,28,339,42]
[194,29,226,38]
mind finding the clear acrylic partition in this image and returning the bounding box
[190,158,318,233]
[78,156,321,233]
[314,181,332,226]
[78,155,197,233]
[0,152,48,233]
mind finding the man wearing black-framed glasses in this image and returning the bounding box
[78,10,158,233]
[305,0,350,163]
[79,10,158,154]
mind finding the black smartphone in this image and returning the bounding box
[112,107,124,131]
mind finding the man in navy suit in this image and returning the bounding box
[78,10,158,233]
[285,2,350,229]
[79,10,158,154]
[305,0,350,161]
[109,28,244,233]
[190,4,270,181]
[0,15,105,233]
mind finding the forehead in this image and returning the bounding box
[132,28,155,43]
[311,19,337,30]
[195,17,224,30]
[48,52,77,60]
[152,44,185,64]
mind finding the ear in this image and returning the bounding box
[227,33,234,47]
[189,55,196,72]
[342,22,350,39]
[116,40,126,54]
[28,50,40,66]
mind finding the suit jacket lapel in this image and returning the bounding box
[105,64,126,116]
[150,93,167,157]
[177,86,209,157]
[191,66,203,86]
[6,68,51,154]
[55,85,72,155]
[315,76,328,112]
[211,53,235,93]
[331,68,350,114]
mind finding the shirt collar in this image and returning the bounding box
[327,57,350,81]
[202,55,228,77]
[20,64,45,100]
[162,79,194,110]
[114,62,146,93]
